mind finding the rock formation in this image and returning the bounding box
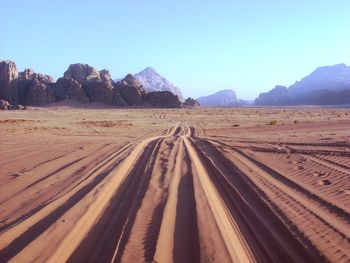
[183,97,200,107]
[21,71,55,105]
[255,86,293,105]
[0,61,56,106]
[114,74,146,105]
[146,91,182,108]
[197,89,238,107]
[0,60,185,108]
[63,63,100,82]
[0,60,19,104]
[255,64,350,105]
[57,64,114,104]
[289,63,350,95]
[133,67,184,100]
[54,78,89,103]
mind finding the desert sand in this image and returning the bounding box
[0,105,349,263]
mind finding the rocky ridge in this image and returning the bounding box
[0,61,182,108]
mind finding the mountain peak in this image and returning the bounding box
[134,67,183,100]
[140,67,157,74]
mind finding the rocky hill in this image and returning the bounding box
[255,64,350,105]
[0,61,182,108]
[197,89,238,107]
[133,67,184,100]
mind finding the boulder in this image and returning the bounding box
[183,97,200,107]
[15,104,25,110]
[0,99,10,110]
[145,91,182,108]
[115,74,146,105]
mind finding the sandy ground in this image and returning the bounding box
[0,105,349,263]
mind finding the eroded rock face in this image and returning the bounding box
[100,69,112,81]
[54,78,90,103]
[0,60,19,103]
[114,74,146,105]
[25,79,55,106]
[0,60,186,108]
[112,88,128,106]
[17,70,56,106]
[83,80,114,104]
[145,91,182,108]
[56,64,115,104]
[63,64,100,82]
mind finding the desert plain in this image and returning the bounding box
[0,104,349,263]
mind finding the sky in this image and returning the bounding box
[1,0,350,100]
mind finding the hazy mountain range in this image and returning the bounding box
[2,60,350,108]
[255,64,350,105]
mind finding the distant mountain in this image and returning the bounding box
[197,89,238,107]
[133,67,183,100]
[255,64,350,105]
[255,86,293,105]
[289,64,350,95]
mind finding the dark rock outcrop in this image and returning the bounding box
[114,74,146,105]
[63,64,100,82]
[18,69,55,105]
[54,78,90,103]
[83,80,114,104]
[25,79,55,105]
[145,91,182,108]
[0,60,186,108]
[0,62,56,106]
[112,89,128,106]
[56,64,114,104]
[183,97,200,107]
[0,60,19,104]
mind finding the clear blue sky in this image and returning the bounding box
[1,0,349,100]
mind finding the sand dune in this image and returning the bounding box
[0,107,349,262]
